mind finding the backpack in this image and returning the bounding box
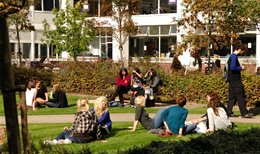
[223,57,230,81]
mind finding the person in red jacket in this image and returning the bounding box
[108,67,131,107]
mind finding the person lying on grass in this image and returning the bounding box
[162,95,197,137]
[130,95,166,131]
[44,98,100,145]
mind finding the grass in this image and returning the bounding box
[2,122,259,154]
[0,94,251,116]
[0,94,210,116]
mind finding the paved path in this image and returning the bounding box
[0,114,259,124]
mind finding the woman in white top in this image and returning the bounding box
[207,96,232,132]
[25,81,37,107]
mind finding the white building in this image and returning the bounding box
[9,0,260,66]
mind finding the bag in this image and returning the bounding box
[223,57,230,81]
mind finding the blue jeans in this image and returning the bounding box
[45,102,60,108]
[183,123,197,134]
[55,130,86,143]
[153,108,166,129]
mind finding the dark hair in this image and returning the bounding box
[235,44,246,51]
[207,96,221,116]
[176,95,186,107]
[149,69,157,79]
[27,80,35,90]
[119,67,128,79]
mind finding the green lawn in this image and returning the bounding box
[0,94,249,116]
[2,122,259,154]
[0,94,211,115]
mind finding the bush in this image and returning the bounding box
[23,59,259,107]
[13,66,53,87]
[122,128,260,154]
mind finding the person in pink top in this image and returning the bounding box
[108,67,131,107]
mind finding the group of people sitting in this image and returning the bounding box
[107,67,162,107]
[25,79,68,110]
[44,90,232,145]
[44,96,112,144]
[130,92,232,136]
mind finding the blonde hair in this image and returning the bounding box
[77,98,89,112]
[52,83,60,92]
[94,96,108,117]
[135,96,146,106]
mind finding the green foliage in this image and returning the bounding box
[12,66,53,87]
[42,2,95,61]
[53,60,259,107]
[123,128,260,154]
[53,60,119,95]
[178,0,259,56]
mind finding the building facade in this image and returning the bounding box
[9,0,260,67]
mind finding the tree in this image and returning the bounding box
[100,0,138,66]
[0,1,26,153]
[8,4,35,66]
[178,0,259,72]
[42,1,95,61]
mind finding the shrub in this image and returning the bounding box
[13,66,53,87]
[122,128,260,154]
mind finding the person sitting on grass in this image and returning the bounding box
[161,95,197,137]
[206,94,232,132]
[45,83,68,108]
[94,96,112,141]
[186,92,229,133]
[130,95,166,131]
[25,80,37,109]
[44,98,100,145]
[32,79,48,110]
[108,66,131,107]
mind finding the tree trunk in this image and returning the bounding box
[0,17,22,154]
[16,21,22,67]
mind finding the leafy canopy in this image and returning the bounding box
[42,2,95,61]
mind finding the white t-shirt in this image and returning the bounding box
[25,88,37,106]
[207,107,232,131]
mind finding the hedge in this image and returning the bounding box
[12,60,260,107]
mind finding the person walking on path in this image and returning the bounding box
[226,44,254,118]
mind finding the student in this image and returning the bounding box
[94,96,112,138]
[130,96,166,131]
[108,67,131,107]
[25,80,37,108]
[44,98,99,144]
[162,95,196,137]
[187,92,229,133]
[226,44,254,118]
[143,69,161,100]
[32,79,48,110]
[207,95,232,132]
[130,67,145,106]
[45,83,68,108]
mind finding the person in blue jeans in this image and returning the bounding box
[44,98,100,145]
[162,95,196,137]
[130,96,166,131]
[45,83,68,108]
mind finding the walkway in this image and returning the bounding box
[0,113,259,124]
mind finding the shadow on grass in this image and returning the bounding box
[122,128,260,154]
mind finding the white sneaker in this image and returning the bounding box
[64,139,72,144]
[57,139,65,144]
[44,139,58,145]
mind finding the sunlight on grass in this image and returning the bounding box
[24,122,260,154]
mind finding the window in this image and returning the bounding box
[22,43,31,58]
[35,0,59,11]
